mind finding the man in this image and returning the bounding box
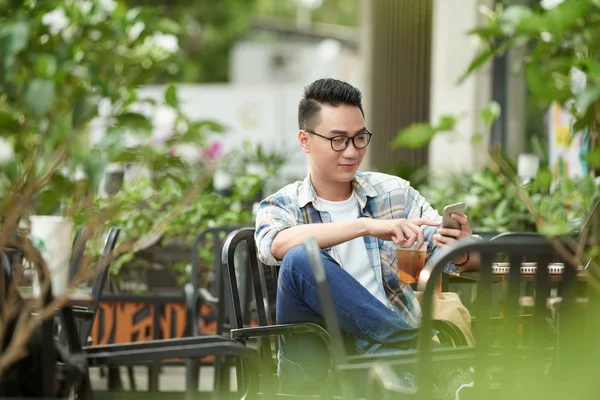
[255,78,475,394]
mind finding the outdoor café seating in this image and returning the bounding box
[303,234,595,399]
[220,227,468,398]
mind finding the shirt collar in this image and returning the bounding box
[297,171,378,210]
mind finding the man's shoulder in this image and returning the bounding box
[262,179,304,205]
[356,171,411,195]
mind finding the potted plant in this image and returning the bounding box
[0,0,221,391]
[105,140,289,292]
[393,1,600,396]
[415,164,600,234]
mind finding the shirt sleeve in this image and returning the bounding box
[254,195,298,266]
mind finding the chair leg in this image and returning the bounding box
[107,367,122,390]
[214,355,228,393]
[185,358,199,393]
[148,363,160,392]
[127,366,137,391]
[76,372,94,400]
[234,357,244,395]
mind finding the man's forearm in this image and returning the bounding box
[270,218,369,261]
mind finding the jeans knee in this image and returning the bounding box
[281,245,310,273]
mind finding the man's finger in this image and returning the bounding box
[451,213,468,225]
[417,218,441,227]
[400,225,417,248]
[433,233,453,246]
[391,234,405,245]
[437,228,461,238]
[406,223,425,249]
[414,226,425,250]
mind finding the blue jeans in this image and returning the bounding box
[276,246,422,394]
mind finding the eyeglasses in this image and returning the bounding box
[304,129,373,152]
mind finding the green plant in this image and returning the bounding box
[418,168,531,232]
[418,165,600,233]
[105,141,288,287]
[384,162,430,189]
[127,0,260,82]
[0,0,218,214]
[462,0,600,165]
[0,0,219,374]
[228,140,289,177]
[392,5,600,395]
[392,0,600,300]
[394,1,600,235]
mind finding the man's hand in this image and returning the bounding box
[433,213,472,248]
[363,217,440,250]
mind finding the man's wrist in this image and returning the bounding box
[357,217,370,237]
[452,252,470,269]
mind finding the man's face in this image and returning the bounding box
[299,104,368,185]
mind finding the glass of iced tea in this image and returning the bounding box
[396,242,428,284]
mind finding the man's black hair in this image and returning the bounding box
[298,78,364,130]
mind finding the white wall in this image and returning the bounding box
[230,39,363,88]
[138,84,310,181]
[428,0,493,181]
[90,37,365,189]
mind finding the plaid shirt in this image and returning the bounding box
[255,171,456,328]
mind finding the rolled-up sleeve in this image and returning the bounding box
[255,196,298,266]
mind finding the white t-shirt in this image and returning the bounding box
[318,193,389,306]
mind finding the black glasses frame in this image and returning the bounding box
[304,129,373,152]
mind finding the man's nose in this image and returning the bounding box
[342,139,359,156]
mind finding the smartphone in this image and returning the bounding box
[441,202,466,230]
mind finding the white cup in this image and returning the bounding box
[517,153,540,181]
[30,215,74,296]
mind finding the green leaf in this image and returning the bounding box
[575,86,600,116]
[73,95,98,129]
[81,156,106,190]
[180,120,225,143]
[585,149,600,167]
[3,159,19,182]
[35,189,64,215]
[24,79,55,117]
[2,21,29,67]
[34,54,57,78]
[536,168,554,190]
[393,115,457,148]
[115,112,153,136]
[538,221,571,237]
[48,112,73,147]
[0,108,22,132]
[480,101,501,126]
[436,115,456,131]
[501,5,532,24]
[164,84,178,108]
[393,123,436,148]
[467,25,503,39]
[471,133,485,144]
[190,120,226,134]
[458,48,496,84]
[573,104,596,132]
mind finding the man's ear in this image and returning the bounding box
[298,130,310,153]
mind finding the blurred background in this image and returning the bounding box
[3,0,599,290]
[3,0,598,289]
[2,0,600,394]
[104,0,580,192]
